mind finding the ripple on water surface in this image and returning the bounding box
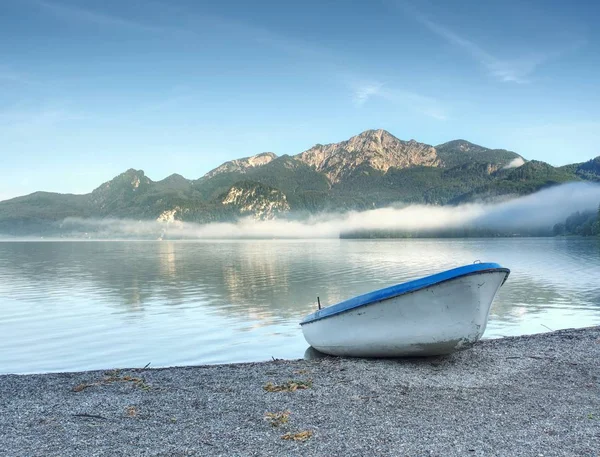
[0,238,599,373]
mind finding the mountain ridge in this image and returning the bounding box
[1,129,599,235]
[294,129,440,184]
[205,152,278,178]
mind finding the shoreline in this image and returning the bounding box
[2,327,599,456]
[2,235,600,241]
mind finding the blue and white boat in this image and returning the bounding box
[300,263,510,357]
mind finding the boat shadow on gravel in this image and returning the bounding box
[303,346,456,365]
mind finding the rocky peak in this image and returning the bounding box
[205,152,278,178]
[294,129,439,184]
[90,169,152,210]
[93,169,150,192]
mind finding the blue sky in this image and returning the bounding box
[1,0,598,200]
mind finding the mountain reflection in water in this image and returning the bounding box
[0,238,599,373]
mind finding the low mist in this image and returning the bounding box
[502,157,526,169]
[61,182,600,239]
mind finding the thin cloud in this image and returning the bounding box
[394,90,447,121]
[32,1,446,119]
[503,157,525,169]
[353,83,384,106]
[416,15,530,83]
[402,4,583,84]
[34,0,324,56]
[35,0,182,34]
[0,105,85,135]
[0,66,37,85]
[351,80,447,120]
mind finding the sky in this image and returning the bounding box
[1,0,599,200]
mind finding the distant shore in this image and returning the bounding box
[1,232,599,241]
[1,327,599,457]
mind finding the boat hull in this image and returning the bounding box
[301,270,508,357]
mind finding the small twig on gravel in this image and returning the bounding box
[72,413,108,420]
[281,430,313,442]
[72,382,98,392]
[72,371,151,392]
[506,355,556,361]
[264,380,312,392]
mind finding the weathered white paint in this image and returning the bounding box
[301,271,507,357]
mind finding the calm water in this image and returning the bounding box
[1,238,599,374]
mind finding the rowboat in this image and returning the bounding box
[300,263,510,357]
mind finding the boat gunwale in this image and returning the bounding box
[300,264,510,326]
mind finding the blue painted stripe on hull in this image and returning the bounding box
[300,263,510,325]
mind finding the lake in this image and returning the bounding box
[1,238,599,374]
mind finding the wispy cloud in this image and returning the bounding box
[402,4,583,84]
[0,104,85,135]
[502,157,525,169]
[0,65,37,85]
[30,1,448,123]
[35,0,167,33]
[416,15,531,83]
[33,0,207,45]
[34,0,324,56]
[351,80,447,120]
[353,82,384,106]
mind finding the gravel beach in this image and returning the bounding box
[1,327,599,457]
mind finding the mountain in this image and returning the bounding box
[221,181,290,220]
[154,173,193,191]
[435,140,522,170]
[204,152,277,178]
[558,156,600,182]
[1,128,599,236]
[295,129,439,184]
[90,169,152,215]
[0,192,91,235]
[454,160,580,203]
[576,156,600,181]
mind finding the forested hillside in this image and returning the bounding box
[1,129,599,236]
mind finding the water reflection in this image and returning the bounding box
[0,238,599,373]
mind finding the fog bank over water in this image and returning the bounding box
[59,182,600,239]
[473,182,600,229]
